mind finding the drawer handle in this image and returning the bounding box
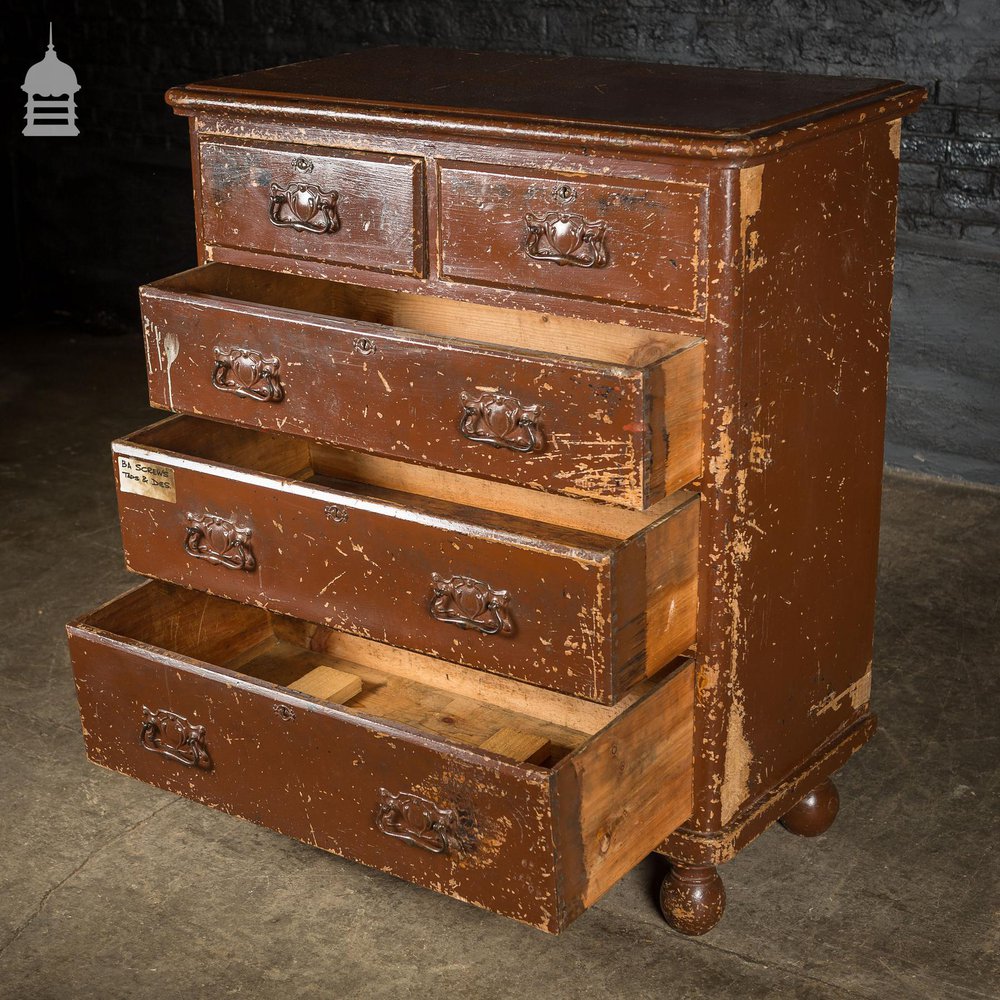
[376,788,464,855]
[459,391,543,453]
[430,573,514,636]
[525,211,608,268]
[212,347,284,403]
[184,512,256,571]
[268,174,340,234]
[140,707,212,770]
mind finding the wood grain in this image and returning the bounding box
[114,416,699,703]
[563,658,694,908]
[479,728,551,765]
[67,580,694,932]
[141,262,703,508]
[288,665,363,704]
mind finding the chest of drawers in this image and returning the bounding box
[67,47,924,936]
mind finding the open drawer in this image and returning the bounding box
[68,581,694,932]
[140,263,703,510]
[113,415,699,704]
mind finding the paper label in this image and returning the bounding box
[117,455,176,503]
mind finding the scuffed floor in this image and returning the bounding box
[1,331,998,1000]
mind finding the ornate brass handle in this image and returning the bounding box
[212,346,284,402]
[524,210,608,268]
[375,789,467,855]
[429,573,514,636]
[139,708,212,769]
[459,391,543,453]
[184,512,256,571]
[268,158,339,234]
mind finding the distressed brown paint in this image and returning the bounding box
[199,138,426,276]
[113,415,699,704]
[68,580,693,932]
[67,48,924,935]
[437,162,708,316]
[139,262,704,508]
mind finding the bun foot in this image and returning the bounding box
[659,862,726,936]
[780,777,840,837]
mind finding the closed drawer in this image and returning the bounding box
[141,263,703,509]
[113,416,699,704]
[199,139,425,276]
[438,162,708,316]
[68,581,694,932]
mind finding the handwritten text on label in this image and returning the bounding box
[117,455,176,503]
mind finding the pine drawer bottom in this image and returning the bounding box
[68,580,693,932]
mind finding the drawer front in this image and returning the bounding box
[199,140,425,276]
[140,270,702,509]
[438,163,708,315]
[67,581,695,932]
[68,626,562,930]
[113,422,699,703]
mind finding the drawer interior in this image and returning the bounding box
[83,581,672,768]
[127,414,693,542]
[153,262,695,369]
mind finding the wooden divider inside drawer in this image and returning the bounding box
[67,580,694,932]
[140,262,703,509]
[113,415,699,704]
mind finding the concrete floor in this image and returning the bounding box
[2,332,998,1000]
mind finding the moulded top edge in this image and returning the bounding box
[165,47,926,156]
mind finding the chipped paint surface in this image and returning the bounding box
[678,115,905,841]
[137,272,702,510]
[739,163,763,244]
[888,119,901,159]
[73,65,924,931]
[720,687,752,825]
[112,417,696,702]
[811,663,873,716]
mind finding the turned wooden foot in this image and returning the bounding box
[779,777,840,837]
[659,862,726,936]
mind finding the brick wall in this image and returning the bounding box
[900,83,1000,245]
[3,0,998,481]
[4,1,998,259]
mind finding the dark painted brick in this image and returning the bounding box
[962,223,1000,244]
[942,168,994,195]
[590,15,642,52]
[899,163,940,188]
[932,189,1000,225]
[899,211,962,239]
[939,80,1000,113]
[899,187,933,214]
[956,110,1000,140]
[906,105,954,135]
[901,135,951,164]
[897,214,964,238]
[948,140,1000,170]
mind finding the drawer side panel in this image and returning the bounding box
[557,659,694,911]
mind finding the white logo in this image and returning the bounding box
[22,23,79,137]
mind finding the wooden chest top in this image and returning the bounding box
[167,47,924,159]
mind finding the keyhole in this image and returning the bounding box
[554,184,577,205]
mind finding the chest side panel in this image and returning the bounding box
[689,119,902,832]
